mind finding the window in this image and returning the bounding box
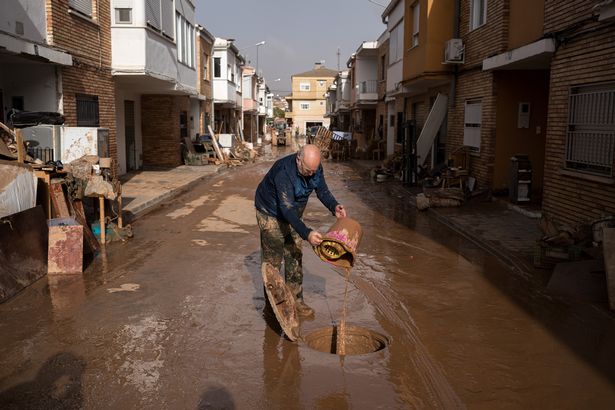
[146,0,173,39]
[69,0,92,17]
[463,100,482,152]
[115,8,132,24]
[176,13,194,67]
[565,82,615,176]
[214,57,221,78]
[76,94,99,126]
[300,103,310,110]
[389,22,404,63]
[300,82,311,91]
[470,0,487,30]
[411,2,420,47]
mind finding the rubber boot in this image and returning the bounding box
[287,283,315,318]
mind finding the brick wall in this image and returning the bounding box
[142,95,186,168]
[447,68,496,188]
[460,0,509,67]
[542,8,615,225]
[45,0,117,169]
[544,0,595,33]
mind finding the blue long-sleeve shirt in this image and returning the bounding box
[255,153,339,240]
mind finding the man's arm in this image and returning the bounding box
[274,172,312,240]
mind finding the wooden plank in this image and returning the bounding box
[99,196,106,245]
[15,129,25,163]
[71,199,101,254]
[34,170,52,219]
[207,125,226,162]
[49,180,70,218]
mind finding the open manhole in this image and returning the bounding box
[303,325,388,355]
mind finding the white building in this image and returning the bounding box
[112,0,198,172]
[212,38,244,134]
[382,0,406,156]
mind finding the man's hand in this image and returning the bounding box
[335,204,347,219]
[308,230,323,246]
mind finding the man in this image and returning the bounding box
[255,144,347,317]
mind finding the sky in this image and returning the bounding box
[196,0,388,96]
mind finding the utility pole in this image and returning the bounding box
[337,47,340,71]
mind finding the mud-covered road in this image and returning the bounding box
[1,147,615,409]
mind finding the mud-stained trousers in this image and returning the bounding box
[256,209,304,298]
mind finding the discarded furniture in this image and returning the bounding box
[0,206,48,303]
[372,139,385,161]
[510,155,532,203]
[48,217,83,274]
[0,161,37,218]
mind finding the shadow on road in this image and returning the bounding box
[0,352,86,409]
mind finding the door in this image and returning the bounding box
[124,100,136,171]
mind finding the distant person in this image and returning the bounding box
[255,144,347,317]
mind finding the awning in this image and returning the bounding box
[482,38,555,71]
[0,32,72,66]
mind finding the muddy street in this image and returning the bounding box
[1,148,615,409]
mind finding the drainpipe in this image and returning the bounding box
[450,0,461,109]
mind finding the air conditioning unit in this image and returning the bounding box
[444,39,465,64]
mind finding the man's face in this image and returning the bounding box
[297,155,318,177]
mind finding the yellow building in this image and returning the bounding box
[286,63,338,135]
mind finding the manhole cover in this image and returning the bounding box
[303,325,388,356]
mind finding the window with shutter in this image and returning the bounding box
[161,0,173,39]
[69,0,93,17]
[463,100,482,151]
[145,0,161,29]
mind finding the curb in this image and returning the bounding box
[123,166,222,221]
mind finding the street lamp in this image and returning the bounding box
[255,41,266,144]
[255,41,266,75]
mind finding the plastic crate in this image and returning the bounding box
[533,241,583,269]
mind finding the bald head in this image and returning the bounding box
[297,144,321,176]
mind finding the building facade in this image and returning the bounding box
[541,0,615,225]
[286,62,337,135]
[111,0,198,171]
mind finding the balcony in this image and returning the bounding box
[359,80,378,100]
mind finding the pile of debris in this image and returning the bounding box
[534,214,606,269]
[0,114,130,303]
[182,124,259,167]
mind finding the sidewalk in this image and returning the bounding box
[350,159,543,279]
[120,164,221,220]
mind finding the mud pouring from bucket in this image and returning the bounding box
[261,217,388,355]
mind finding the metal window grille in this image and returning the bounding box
[76,94,99,127]
[565,83,615,176]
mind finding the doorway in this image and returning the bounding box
[124,100,136,171]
